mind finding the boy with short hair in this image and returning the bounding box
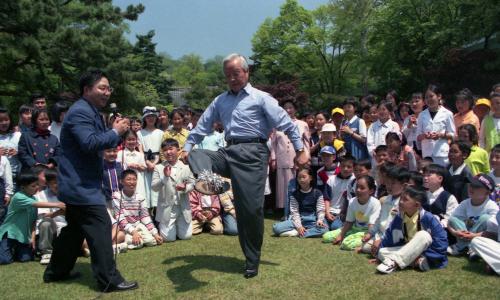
[323,155,355,230]
[113,170,162,250]
[152,138,194,242]
[423,164,458,228]
[375,186,448,274]
[35,169,67,264]
[0,171,65,264]
[448,174,499,256]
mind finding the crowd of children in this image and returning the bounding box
[0,83,499,278]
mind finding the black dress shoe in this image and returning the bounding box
[244,269,258,279]
[43,271,82,283]
[104,281,139,293]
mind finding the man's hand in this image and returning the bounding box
[295,150,310,168]
[113,117,130,135]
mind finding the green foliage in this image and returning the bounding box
[252,0,500,101]
[0,0,174,113]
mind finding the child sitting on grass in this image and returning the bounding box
[113,169,162,250]
[35,169,66,265]
[0,171,65,264]
[273,167,327,238]
[469,210,500,275]
[190,190,223,236]
[323,175,380,250]
[323,155,356,230]
[447,174,498,257]
[360,166,409,256]
[375,186,448,274]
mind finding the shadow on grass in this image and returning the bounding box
[163,255,278,292]
[461,260,497,276]
[45,261,100,291]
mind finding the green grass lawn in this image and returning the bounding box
[1,217,498,299]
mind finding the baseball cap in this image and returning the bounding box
[320,146,336,155]
[475,98,491,108]
[321,123,337,132]
[142,106,158,119]
[331,107,344,116]
[468,173,495,192]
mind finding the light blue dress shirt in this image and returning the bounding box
[184,83,303,152]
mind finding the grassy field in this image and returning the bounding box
[1,217,498,300]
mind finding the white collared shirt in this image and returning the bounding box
[416,106,456,158]
[449,163,467,175]
[366,119,400,156]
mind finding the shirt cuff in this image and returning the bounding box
[112,128,119,136]
[292,139,304,152]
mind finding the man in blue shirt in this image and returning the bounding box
[182,53,309,278]
[43,70,137,292]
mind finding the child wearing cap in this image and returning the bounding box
[331,107,344,134]
[473,98,491,125]
[319,123,345,158]
[322,155,356,230]
[479,93,500,153]
[447,174,499,257]
[316,146,339,199]
[366,101,400,158]
[138,106,164,211]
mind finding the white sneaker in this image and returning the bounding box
[113,242,128,254]
[447,245,463,256]
[40,253,51,265]
[279,230,299,237]
[376,260,398,274]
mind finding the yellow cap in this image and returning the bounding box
[331,107,344,116]
[475,98,491,108]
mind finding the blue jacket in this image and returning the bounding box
[102,161,123,202]
[57,98,121,206]
[18,129,61,170]
[380,209,448,269]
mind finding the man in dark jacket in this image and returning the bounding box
[43,70,137,292]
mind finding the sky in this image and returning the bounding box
[113,0,329,60]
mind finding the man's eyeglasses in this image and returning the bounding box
[97,85,114,93]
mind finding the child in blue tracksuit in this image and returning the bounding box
[375,186,448,274]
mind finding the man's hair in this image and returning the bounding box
[18,104,33,115]
[409,171,424,186]
[339,155,355,165]
[223,53,249,72]
[121,169,138,180]
[17,170,39,187]
[79,69,107,96]
[161,138,179,149]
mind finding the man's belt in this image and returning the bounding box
[226,137,267,146]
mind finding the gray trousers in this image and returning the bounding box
[188,142,269,270]
[38,217,58,254]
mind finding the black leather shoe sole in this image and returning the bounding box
[43,271,82,283]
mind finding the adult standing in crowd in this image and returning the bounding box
[181,53,309,279]
[43,70,137,292]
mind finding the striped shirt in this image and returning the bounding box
[112,191,158,236]
[289,188,325,229]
